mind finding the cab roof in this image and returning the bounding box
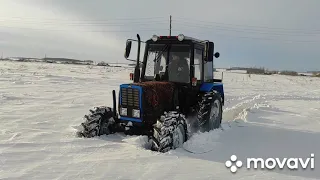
[146,34,211,45]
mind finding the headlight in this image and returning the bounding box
[177,34,184,41]
[132,109,140,118]
[152,35,158,42]
[120,108,127,116]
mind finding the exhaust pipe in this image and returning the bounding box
[112,90,117,118]
[133,34,141,83]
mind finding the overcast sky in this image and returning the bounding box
[0,0,319,71]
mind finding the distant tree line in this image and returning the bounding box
[246,67,266,74]
[0,57,116,67]
[279,71,298,76]
[44,57,94,65]
[228,66,320,77]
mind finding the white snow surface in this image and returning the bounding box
[1,61,320,180]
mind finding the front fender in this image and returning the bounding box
[200,83,224,105]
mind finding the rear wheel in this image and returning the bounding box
[77,106,116,138]
[150,111,188,153]
[197,91,223,132]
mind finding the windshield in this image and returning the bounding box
[144,44,190,83]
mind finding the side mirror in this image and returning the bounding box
[124,41,132,59]
[214,52,220,58]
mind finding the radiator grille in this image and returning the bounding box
[121,88,140,108]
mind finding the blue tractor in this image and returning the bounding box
[77,34,224,152]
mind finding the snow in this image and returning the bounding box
[226,69,248,74]
[1,61,320,179]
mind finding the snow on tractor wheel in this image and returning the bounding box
[77,106,116,138]
[150,111,188,153]
[197,91,223,132]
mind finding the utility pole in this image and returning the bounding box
[169,15,172,36]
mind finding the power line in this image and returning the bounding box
[173,22,320,36]
[0,21,169,28]
[2,15,319,33]
[2,16,319,37]
[169,17,320,43]
[1,15,319,43]
[0,16,167,22]
[0,19,168,25]
[0,21,168,26]
[0,25,169,33]
[172,28,320,43]
[0,17,169,30]
[2,15,317,34]
[174,17,320,32]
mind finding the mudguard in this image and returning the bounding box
[200,82,224,105]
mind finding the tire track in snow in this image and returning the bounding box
[221,93,317,123]
[222,94,268,122]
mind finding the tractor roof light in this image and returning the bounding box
[177,34,185,41]
[152,35,158,42]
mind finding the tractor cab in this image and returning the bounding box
[125,34,220,87]
[122,34,223,123]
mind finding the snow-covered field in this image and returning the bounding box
[1,61,320,180]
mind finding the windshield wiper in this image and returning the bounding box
[154,44,169,63]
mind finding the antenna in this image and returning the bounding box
[169,15,172,36]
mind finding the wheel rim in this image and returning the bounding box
[172,124,185,148]
[209,99,221,129]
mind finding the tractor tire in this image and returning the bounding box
[150,111,188,153]
[197,91,223,132]
[77,106,116,138]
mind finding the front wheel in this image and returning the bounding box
[150,111,188,153]
[77,106,116,138]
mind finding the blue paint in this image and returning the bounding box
[200,82,224,104]
[120,117,142,123]
[119,84,143,122]
[200,83,214,92]
[200,83,223,92]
